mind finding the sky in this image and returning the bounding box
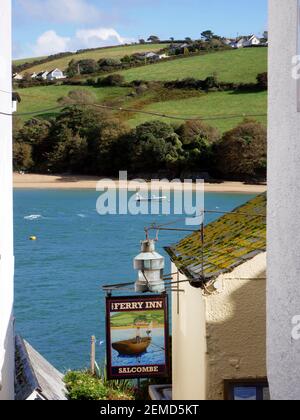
[12,0,268,59]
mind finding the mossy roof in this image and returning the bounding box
[165,193,266,282]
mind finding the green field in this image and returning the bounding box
[16,85,130,119]
[16,48,268,131]
[14,56,47,66]
[111,48,268,83]
[126,90,268,132]
[18,44,169,74]
[111,311,165,328]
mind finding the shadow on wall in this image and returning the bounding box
[205,270,267,400]
[0,309,14,401]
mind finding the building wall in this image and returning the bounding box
[205,253,267,400]
[268,0,300,400]
[171,253,266,400]
[0,0,15,400]
[171,265,207,401]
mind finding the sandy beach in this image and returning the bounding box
[13,173,267,194]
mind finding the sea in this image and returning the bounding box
[14,189,255,372]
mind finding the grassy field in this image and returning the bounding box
[16,48,268,132]
[18,44,169,74]
[16,85,130,119]
[126,90,267,132]
[111,48,268,83]
[111,311,165,328]
[14,56,47,66]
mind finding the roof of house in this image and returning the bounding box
[36,71,48,77]
[48,68,62,74]
[15,336,67,400]
[165,193,266,283]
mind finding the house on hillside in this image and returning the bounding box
[162,194,268,401]
[47,68,66,81]
[231,35,261,48]
[30,72,37,79]
[12,73,23,81]
[36,71,49,80]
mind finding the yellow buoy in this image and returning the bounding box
[29,236,37,241]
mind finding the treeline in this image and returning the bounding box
[65,72,268,93]
[13,106,267,181]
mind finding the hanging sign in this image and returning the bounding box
[106,294,169,380]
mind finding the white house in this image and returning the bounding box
[0,0,15,401]
[36,71,49,80]
[47,68,66,81]
[158,53,169,60]
[231,35,261,48]
[12,73,23,81]
[244,34,261,47]
[30,72,37,79]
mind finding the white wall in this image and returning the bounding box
[171,266,207,401]
[0,0,15,400]
[268,0,300,400]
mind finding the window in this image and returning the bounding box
[224,379,270,401]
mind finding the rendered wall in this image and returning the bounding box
[268,0,300,400]
[171,253,266,400]
[205,253,267,400]
[0,0,14,400]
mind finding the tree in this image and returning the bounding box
[130,121,184,173]
[13,142,33,171]
[139,39,146,44]
[147,35,160,43]
[170,37,175,42]
[14,118,51,171]
[177,120,220,170]
[215,119,267,178]
[185,37,192,43]
[201,30,214,41]
[98,57,122,69]
[48,127,88,173]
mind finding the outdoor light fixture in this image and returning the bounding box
[134,239,165,293]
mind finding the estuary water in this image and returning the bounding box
[14,189,255,371]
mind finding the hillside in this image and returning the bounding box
[15,48,268,133]
[109,48,268,83]
[18,43,169,74]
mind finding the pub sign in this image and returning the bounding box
[106,294,169,380]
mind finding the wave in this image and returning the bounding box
[24,214,43,221]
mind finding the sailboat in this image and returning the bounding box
[112,322,152,356]
[135,193,167,203]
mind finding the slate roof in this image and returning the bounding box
[165,193,266,283]
[15,336,67,400]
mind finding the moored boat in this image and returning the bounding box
[112,337,151,356]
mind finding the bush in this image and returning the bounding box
[97,74,125,87]
[64,371,136,401]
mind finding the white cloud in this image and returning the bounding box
[31,28,135,57]
[18,0,102,23]
[73,28,134,49]
[33,31,71,56]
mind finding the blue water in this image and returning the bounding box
[13,189,255,372]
